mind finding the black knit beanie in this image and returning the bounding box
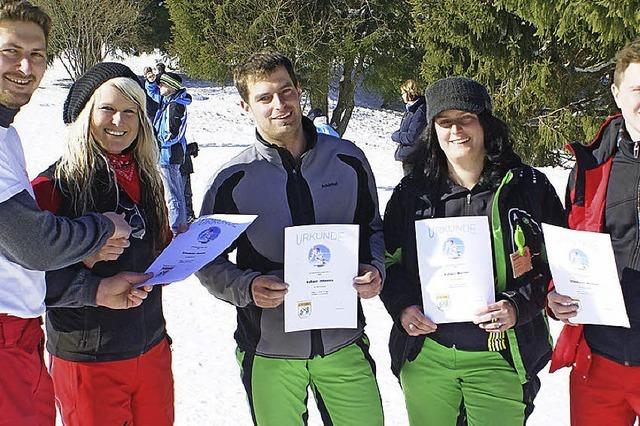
[425,76,492,124]
[63,62,143,124]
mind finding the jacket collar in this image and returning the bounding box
[567,114,623,170]
[254,117,318,169]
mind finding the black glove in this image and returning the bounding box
[186,142,199,157]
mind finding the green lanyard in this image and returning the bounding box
[514,225,526,256]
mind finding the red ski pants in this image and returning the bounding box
[570,353,640,426]
[0,315,55,426]
[50,337,174,426]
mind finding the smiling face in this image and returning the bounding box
[612,62,640,141]
[240,66,303,146]
[0,20,46,109]
[90,82,140,154]
[434,109,486,166]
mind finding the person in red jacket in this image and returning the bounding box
[548,39,640,426]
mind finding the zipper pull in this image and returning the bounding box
[514,225,526,256]
[634,141,639,158]
[466,193,471,205]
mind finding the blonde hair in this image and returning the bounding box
[400,79,420,101]
[56,77,169,251]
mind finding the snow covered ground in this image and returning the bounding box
[15,53,572,425]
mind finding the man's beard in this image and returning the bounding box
[0,89,32,109]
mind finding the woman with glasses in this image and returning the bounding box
[31,63,174,426]
[381,77,565,425]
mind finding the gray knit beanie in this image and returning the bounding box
[425,76,492,123]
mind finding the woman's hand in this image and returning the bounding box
[547,289,579,325]
[400,305,437,336]
[474,300,517,332]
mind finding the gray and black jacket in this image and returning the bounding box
[196,118,385,359]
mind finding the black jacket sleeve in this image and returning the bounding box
[0,190,114,271]
[499,173,566,326]
[380,184,422,323]
[45,265,102,308]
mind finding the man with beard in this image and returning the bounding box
[0,2,148,424]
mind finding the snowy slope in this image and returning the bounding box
[15,54,571,426]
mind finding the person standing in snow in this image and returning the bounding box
[0,3,139,425]
[145,71,192,234]
[547,38,640,426]
[381,76,565,425]
[196,52,385,425]
[32,62,174,426]
[391,79,427,176]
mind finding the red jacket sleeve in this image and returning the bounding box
[31,175,62,214]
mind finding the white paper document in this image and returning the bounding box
[415,216,495,323]
[284,224,359,332]
[142,214,257,286]
[542,223,630,328]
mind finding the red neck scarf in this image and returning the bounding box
[106,152,141,203]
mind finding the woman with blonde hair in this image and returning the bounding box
[32,62,174,426]
[392,79,427,175]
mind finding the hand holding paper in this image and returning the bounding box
[401,305,437,336]
[353,263,382,299]
[251,275,288,308]
[547,289,580,325]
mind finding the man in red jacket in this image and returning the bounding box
[548,39,640,426]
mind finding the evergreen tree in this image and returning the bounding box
[412,0,639,165]
[166,0,422,135]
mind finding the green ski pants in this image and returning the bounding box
[236,337,383,426]
[400,338,527,426]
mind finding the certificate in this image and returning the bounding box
[142,214,257,286]
[542,223,630,328]
[415,216,495,323]
[284,224,359,332]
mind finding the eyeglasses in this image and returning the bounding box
[116,192,146,239]
[434,114,479,129]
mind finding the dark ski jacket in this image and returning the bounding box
[382,165,565,383]
[551,114,640,374]
[32,158,168,362]
[391,96,427,162]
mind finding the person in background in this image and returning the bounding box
[548,38,640,426]
[391,79,427,175]
[307,107,340,138]
[32,62,174,426]
[145,71,192,234]
[0,2,135,425]
[181,140,199,222]
[381,76,565,425]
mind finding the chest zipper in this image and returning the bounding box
[634,141,639,158]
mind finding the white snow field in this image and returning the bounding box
[15,54,571,425]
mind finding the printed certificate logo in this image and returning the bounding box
[308,244,331,267]
[198,226,221,244]
[435,293,450,311]
[568,248,589,271]
[442,238,464,260]
[297,301,312,319]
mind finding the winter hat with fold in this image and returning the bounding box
[425,76,492,124]
[63,62,142,124]
[159,72,183,91]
